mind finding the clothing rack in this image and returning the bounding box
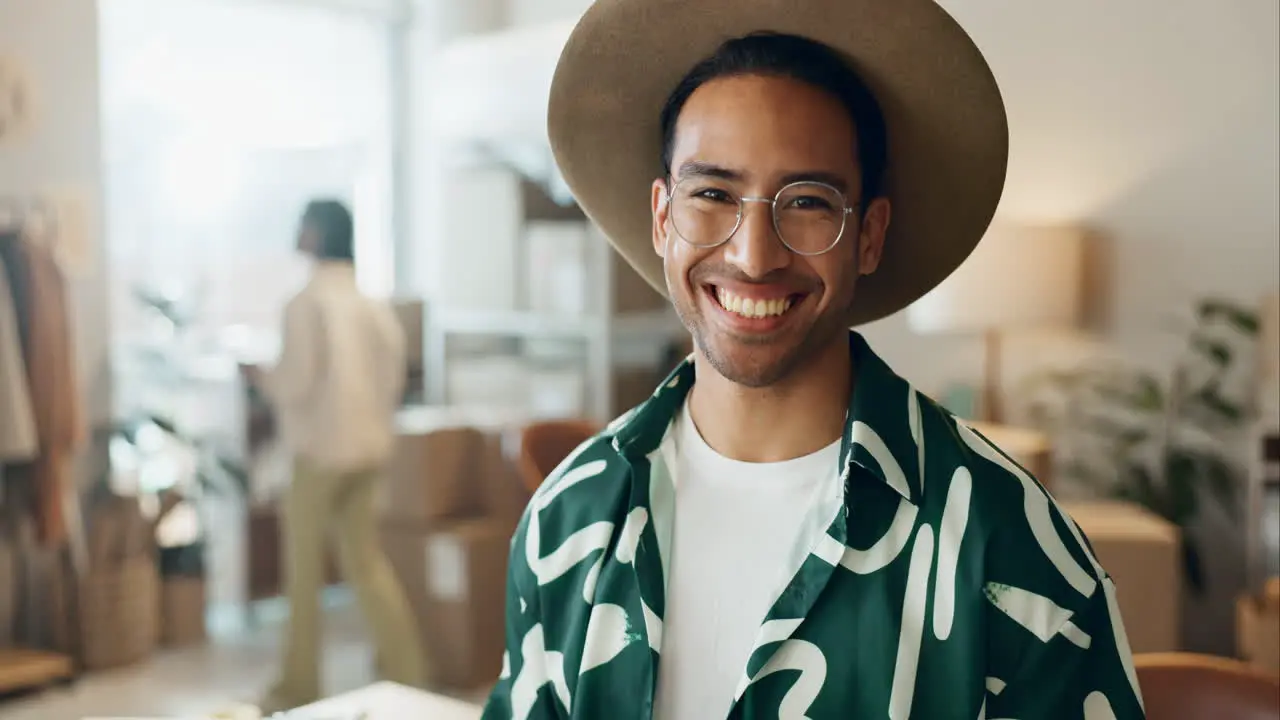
[0,199,79,691]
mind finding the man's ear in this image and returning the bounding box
[652,178,670,257]
[856,196,891,275]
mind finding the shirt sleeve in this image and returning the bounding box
[983,557,1147,718]
[262,297,320,410]
[482,506,561,720]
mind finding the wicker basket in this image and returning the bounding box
[159,576,206,647]
[78,554,159,671]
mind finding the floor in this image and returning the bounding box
[0,591,488,719]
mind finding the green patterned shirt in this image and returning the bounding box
[484,333,1145,719]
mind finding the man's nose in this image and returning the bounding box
[722,200,791,280]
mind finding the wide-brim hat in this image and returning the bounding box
[547,0,1009,326]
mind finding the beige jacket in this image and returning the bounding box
[0,254,37,462]
[262,262,406,473]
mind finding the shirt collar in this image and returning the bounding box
[310,260,357,284]
[610,330,925,506]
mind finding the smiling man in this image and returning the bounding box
[483,1,1146,719]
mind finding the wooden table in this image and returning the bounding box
[290,682,483,720]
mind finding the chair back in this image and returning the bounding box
[517,419,602,494]
[1135,652,1280,720]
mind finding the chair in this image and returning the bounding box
[1135,652,1280,720]
[516,419,602,494]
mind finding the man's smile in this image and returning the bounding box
[701,281,811,333]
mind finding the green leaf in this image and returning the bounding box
[1060,461,1117,494]
[1084,417,1146,442]
[144,414,181,436]
[1197,298,1260,334]
[1117,428,1151,450]
[1190,385,1243,423]
[1122,464,1166,518]
[1183,538,1207,594]
[1200,455,1241,519]
[1164,451,1200,526]
[215,457,251,496]
[1111,482,1145,506]
[1191,336,1232,367]
[1131,374,1166,411]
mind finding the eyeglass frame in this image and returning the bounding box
[663,177,860,257]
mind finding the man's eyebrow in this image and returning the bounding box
[779,171,850,193]
[676,161,743,181]
[676,162,852,194]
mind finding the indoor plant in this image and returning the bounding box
[1022,298,1261,593]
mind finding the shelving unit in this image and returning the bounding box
[423,176,686,423]
[424,305,685,422]
[424,21,689,422]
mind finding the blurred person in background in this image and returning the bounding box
[248,199,424,712]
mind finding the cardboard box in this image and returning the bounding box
[476,428,529,526]
[383,420,486,523]
[382,519,512,690]
[1237,578,1280,670]
[381,406,531,525]
[1064,501,1181,653]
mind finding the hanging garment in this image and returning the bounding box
[0,252,37,462]
[0,236,84,545]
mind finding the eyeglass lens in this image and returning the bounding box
[669,179,847,254]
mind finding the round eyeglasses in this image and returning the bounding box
[666,178,857,256]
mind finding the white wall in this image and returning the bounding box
[0,0,111,427]
[863,0,1280,394]
[99,0,398,348]
[505,0,590,27]
[402,0,507,300]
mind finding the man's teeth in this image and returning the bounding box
[715,288,793,318]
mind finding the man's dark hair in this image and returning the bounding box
[659,32,889,206]
[302,199,355,261]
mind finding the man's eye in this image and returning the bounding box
[693,188,733,203]
[788,196,833,210]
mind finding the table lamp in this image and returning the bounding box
[907,222,1085,423]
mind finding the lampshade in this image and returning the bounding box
[907,223,1085,334]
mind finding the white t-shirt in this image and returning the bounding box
[653,401,842,720]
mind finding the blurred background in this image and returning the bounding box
[0,0,1277,717]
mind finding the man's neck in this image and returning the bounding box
[687,336,852,464]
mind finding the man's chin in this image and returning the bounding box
[698,341,801,389]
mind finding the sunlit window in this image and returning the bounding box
[99,0,397,420]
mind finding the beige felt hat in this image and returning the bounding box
[547,0,1009,325]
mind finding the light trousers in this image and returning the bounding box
[273,459,425,705]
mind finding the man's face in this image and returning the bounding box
[651,74,890,388]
